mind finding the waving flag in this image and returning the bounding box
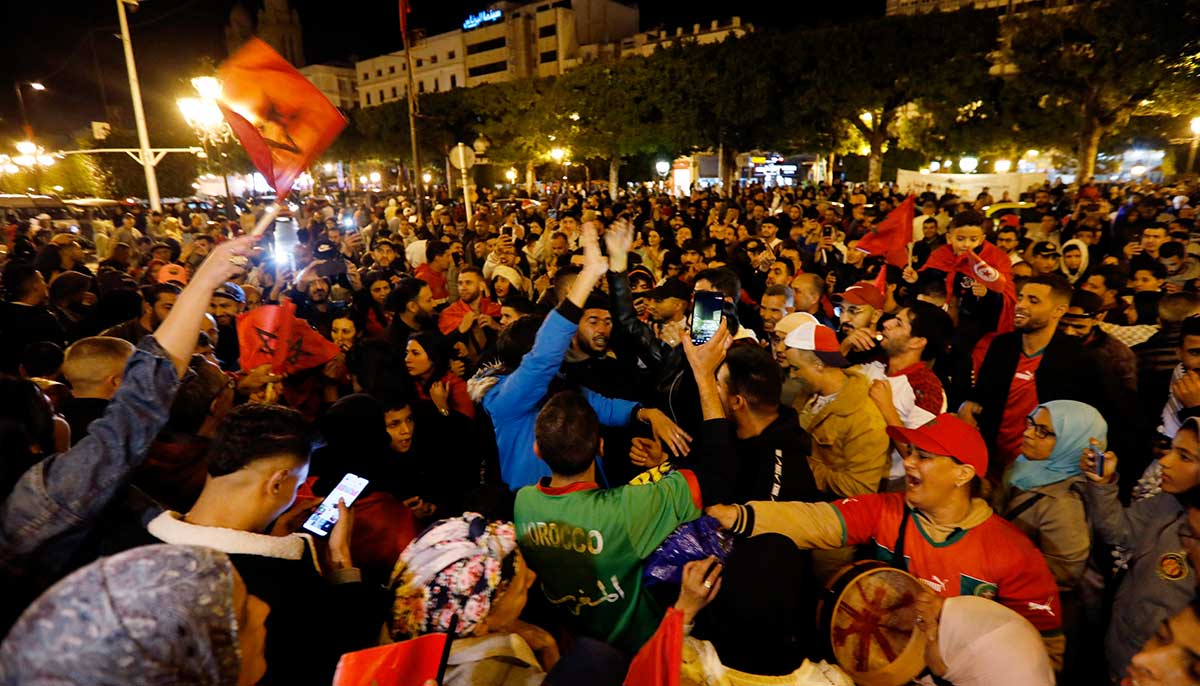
[625,608,683,686]
[922,240,1017,370]
[216,38,347,198]
[237,299,341,376]
[856,195,915,268]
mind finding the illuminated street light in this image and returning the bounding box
[422,172,432,184]
[359,175,368,184]
[323,162,335,174]
[1026,149,1039,158]
[1191,117,1200,135]
[2,163,18,174]
[860,112,873,126]
[549,147,566,163]
[929,160,942,172]
[28,82,45,91]
[569,112,580,121]
[993,159,1012,173]
[15,140,36,155]
[505,168,518,183]
[1131,164,1147,177]
[13,155,35,167]
[368,171,382,184]
[959,156,979,173]
[191,76,221,101]
[655,160,671,176]
[36,154,55,167]
[919,167,930,175]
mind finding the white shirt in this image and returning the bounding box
[858,360,945,478]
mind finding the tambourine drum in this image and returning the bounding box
[817,560,927,686]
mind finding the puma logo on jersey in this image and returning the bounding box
[921,575,948,593]
[840,498,858,505]
[1027,597,1055,616]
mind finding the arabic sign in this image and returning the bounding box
[463,9,503,30]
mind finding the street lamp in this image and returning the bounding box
[549,147,566,163]
[13,81,46,139]
[929,160,942,172]
[15,141,37,155]
[993,159,1012,173]
[655,160,671,177]
[959,156,979,173]
[323,162,335,174]
[369,171,382,184]
[422,172,432,185]
[505,168,517,183]
[859,112,873,126]
[1188,117,1200,174]
[1026,149,1039,158]
[1131,164,1147,177]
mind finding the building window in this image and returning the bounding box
[366,93,372,104]
[362,72,369,80]
[433,78,440,92]
[376,69,382,77]
[430,55,438,64]
[540,49,557,63]
[416,58,423,67]
[448,50,456,60]
[466,37,507,55]
[418,80,425,93]
[538,24,556,38]
[467,60,507,77]
[379,89,384,101]
[391,87,398,97]
[389,65,395,74]
[450,74,458,87]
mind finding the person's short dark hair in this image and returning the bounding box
[192,235,214,246]
[721,346,782,413]
[386,277,427,314]
[763,283,794,306]
[582,292,610,313]
[907,301,953,361]
[1131,258,1168,281]
[425,241,448,263]
[457,265,485,281]
[1182,315,1200,340]
[497,315,542,370]
[1159,292,1200,324]
[2,262,41,301]
[142,282,182,306]
[772,259,796,277]
[22,341,64,378]
[502,295,537,318]
[1085,265,1125,292]
[1068,288,1103,316]
[693,267,741,301]
[922,217,938,228]
[1141,223,1169,236]
[378,391,416,414]
[207,404,311,477]
[1160,241,1186,260]
[169,355,230,434]
[1023,273,1073,304]
[996,226,1019,240]
[534,391,599,477]
[950,210,985,230]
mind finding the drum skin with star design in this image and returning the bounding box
[818,560,927,686]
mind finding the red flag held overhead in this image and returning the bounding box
[216,38,347,199]
[856,195,916,268]
[237,299,341,376]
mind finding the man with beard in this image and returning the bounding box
[438,266,502,364]
[294,276,344,340]
[960,274,1112,481]
[369,239,406,280]
[102,283,182,345]
[208,282,245,371]
[385,277,436,350]
[834,281,885,365]
[758,284,793,339]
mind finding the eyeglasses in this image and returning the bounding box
[1024,416,1056,439]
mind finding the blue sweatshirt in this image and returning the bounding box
[482,301,639,489]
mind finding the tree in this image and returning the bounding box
[1002,0,1200,179]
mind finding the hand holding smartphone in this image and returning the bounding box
[303,473,369,537]
[690,291,725,345]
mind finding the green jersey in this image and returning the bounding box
[514,470,702,654]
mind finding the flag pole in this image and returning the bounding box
[400,2,424,224]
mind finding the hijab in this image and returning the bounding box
[0,545,240,686]
[1007,399,1107,491]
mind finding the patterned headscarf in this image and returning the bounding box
[389,512,518,640]
[0,545,240,686]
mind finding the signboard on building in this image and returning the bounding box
[463,9,503,30]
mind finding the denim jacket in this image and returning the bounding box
[0,337,178,628]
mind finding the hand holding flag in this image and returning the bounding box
[856,195,915,268]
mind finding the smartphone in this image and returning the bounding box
[1091,447,1105,477]
[822,225,834,239]
[316,259,348,279]
[302,473,369,537]
[690,290,725,345]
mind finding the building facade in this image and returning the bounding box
[299,64,358,111]
[225,0,305,66]
[886,0,1073,14]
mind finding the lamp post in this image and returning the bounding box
[1188,117,1200,175]
[13,81,45,140]
[11,141,57,192]
[178,76,236,218]
[959,156,979,174]
[116,0,161,211]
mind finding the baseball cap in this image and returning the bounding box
[834,281,884,310]
[626,265,655,288]
[783,321,849,367]
[1032,241,1060,258]
[774,312,818,338]
[314,240,338,258]
[886,414,988,476]
[649,278,692,302]
[998,214,1021,229]
[212,282,246,304]
[157,263,189,285]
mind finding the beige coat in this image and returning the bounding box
[1002,476,1090,591]
[799,370,891,497]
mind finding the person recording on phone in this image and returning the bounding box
[133,403,381,685]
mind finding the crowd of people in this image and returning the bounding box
[2,175,1200,686]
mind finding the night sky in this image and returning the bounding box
[1,0,882,145]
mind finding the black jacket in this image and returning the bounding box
[972,331,1113,479]
[732,406,824,503]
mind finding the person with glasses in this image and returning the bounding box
[1081,416,1200,684]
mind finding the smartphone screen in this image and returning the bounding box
[302,473,369,537]
[690,290,724,345]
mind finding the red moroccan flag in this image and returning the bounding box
[216,38,347,199]
[624,608,683,686]
[400,0,412,38]
[237,299,341,376]
[856,195,916,268]
[921,241,1017,334]
[333,632,451,686]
